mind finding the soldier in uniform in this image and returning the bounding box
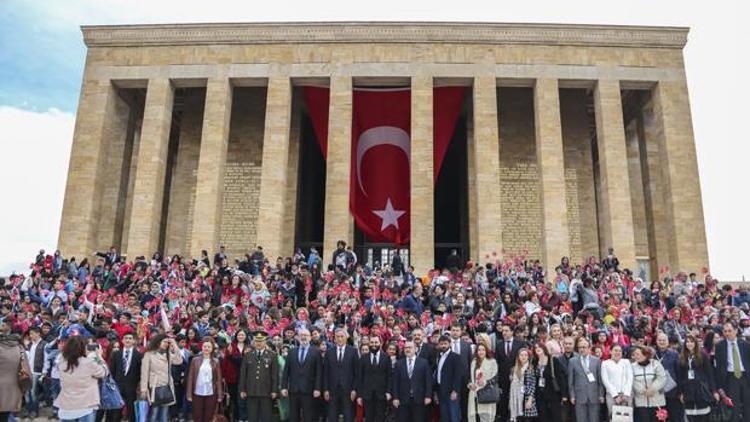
[240,331,279,422]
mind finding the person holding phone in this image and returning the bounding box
[54,336,108,422]
[140,334,183,422]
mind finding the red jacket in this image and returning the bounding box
[221,343,246,385]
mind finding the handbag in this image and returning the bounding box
[611,405,633,422]
[134,400,149,422]
[709,403,733,422]
[662,369,677,393]
[476,378,500,404]
[151,352,175,406]
[18,345,32,392]
[100,373,125,410]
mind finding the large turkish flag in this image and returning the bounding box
[303,86,465,245]
[351,88,411,244]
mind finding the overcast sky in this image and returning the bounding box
[0,0,747,280]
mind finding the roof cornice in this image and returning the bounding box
[80,21,689,49]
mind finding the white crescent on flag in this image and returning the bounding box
[356,126,410,197]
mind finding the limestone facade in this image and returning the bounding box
[58,22,709,278]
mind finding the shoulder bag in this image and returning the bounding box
[100,371,126,409]
[152,352,175,406]
[476,377,500,404]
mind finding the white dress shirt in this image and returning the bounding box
[194,358,214,396]
[727,340,745,372]
[601,358,634,398]
[438,352,449,384]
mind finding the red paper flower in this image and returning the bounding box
[655,407,668,421]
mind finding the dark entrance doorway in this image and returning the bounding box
[294,91,326,257]
[434,106,470,270]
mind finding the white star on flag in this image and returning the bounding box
[372,198,405,232]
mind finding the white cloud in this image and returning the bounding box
[0,106,74,275]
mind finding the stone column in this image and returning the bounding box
[593,79,636,270]
[534,78,570,268]
[125,78,175,259]
[650,79,709,274]
[189,78,233,258]
[322,76,354,259]
[410,75,434,275]
[59,79,122,258]
[472,76,503,260]
[256,76,293,259]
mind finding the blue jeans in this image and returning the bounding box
[61,411,96,422]
[149,405,169,422]
[25,375,41,413]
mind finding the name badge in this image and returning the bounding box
[539,377,545,388]
[688,370,695,380]
[586,373,596,383]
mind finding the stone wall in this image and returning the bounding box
[560,89,599,264]
[498,88,542,261]
[164,89,204,256]
[218,87,266,259]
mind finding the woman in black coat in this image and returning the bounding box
[677,335,719,422]
[532,343,561,422]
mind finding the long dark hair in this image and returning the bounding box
[147,333,168,352]
[680,335,704,367]
[62,336,86,373]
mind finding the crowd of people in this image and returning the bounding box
[0,241,747,422]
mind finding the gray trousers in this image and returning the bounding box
[575,402,599,422]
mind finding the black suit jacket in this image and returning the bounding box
[392,356,432,403]
[324,345,359,394]
[435,351,462,397]
[715,338,750,391]
[495,338,524,386]
[453,340,472,380]
[416,343,436,369]
[358,351,392,400]
[282,345,323,394]
[110,348,142,395]
[553,352,577,399]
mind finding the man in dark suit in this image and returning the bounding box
[716,321,750,422]
[495,324,524,422]
[282,328,323,422]
[108,332,142,421]
[391,341,432,422]
[324,328,358,422]
[554,336,577,422]
[357,335,391,422]
[435,335,462,422]
[413,328,436,370]
[449,323,472,422]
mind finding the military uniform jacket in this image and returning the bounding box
[239,349,280,397]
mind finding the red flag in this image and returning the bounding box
[350,88,411,243]
[303,86,465,244]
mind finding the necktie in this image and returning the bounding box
[505,341,510,356]
[372,353,376,366]
[734,341,743,379]
[408,358,414,378]
[123,349,130,374]
[338,347,343,362]
[453,341,459,354]
[299,346,306,363]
